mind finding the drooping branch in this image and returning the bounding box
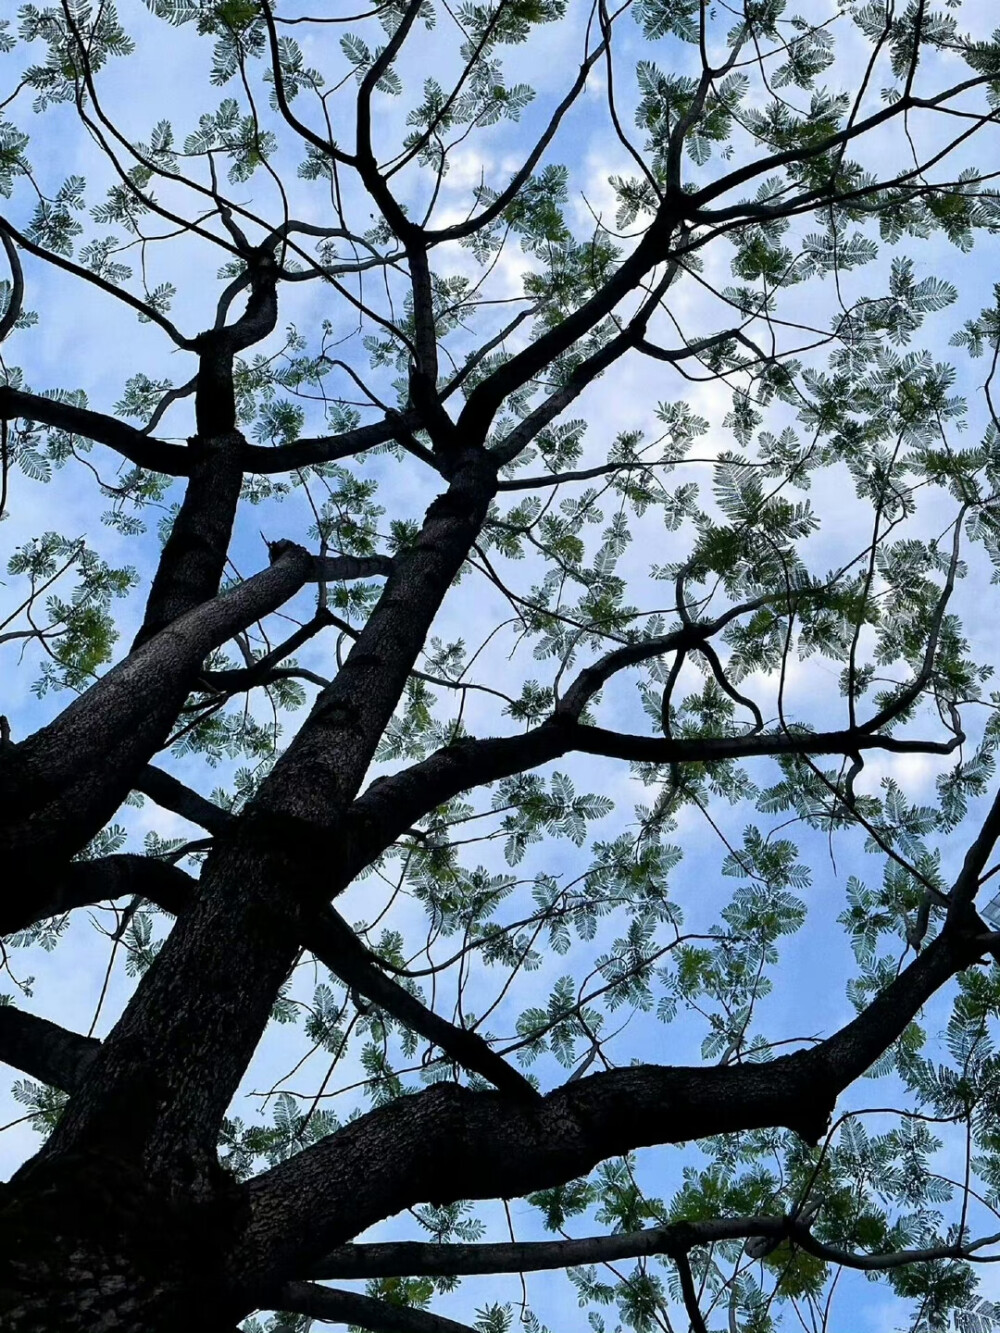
[234,901,986,1287]
[0,215,195,348]
[274,1283,477,1333]
[304,906,538,1101]
[0,386,192,476]
[0,229,25,344]
[0,1004,100,1094]
[133,767,235,836]
[0,853,196,938]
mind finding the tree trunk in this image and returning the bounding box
[0,1153,246,1331]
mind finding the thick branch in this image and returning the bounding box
[131,256,282,646]
[235,903,984,1287]
[134,766,235,836]
[0,1004,100,1094]
[1,544,317,871]
[276,1283,476,1333]
[34,453,501,1180]
[0,386,191,476]
[193,250,279,437]
[131,430,245,647]
[457,219,674,443]
[0,853,196,938]
[241,411,427,474]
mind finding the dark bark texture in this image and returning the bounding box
[2,11,999,1328]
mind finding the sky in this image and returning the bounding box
[4,2,1000,1330]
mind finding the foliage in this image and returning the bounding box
[3,1,1000,1331]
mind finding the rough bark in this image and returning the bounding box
[231,911,984,1292]
[28,451,498,1188]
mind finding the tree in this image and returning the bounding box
[4,0,1000,1327]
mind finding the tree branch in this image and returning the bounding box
[33,453,503,1179]
[675,1250,709,1333]
[0,853,196,938]
[310,1216,1000,1282]
[235,898,986,1287]
[0,228,25,344]
[0,386,191,476]
[426,41,607,244]
[240,411,426,474]
[0,1003,100,1093]
[2,543,317,872]
[133,766,235,836]
[341,719,960,889]
[275,1282,476,1333]
[0,215,194,348]
[304,906,539,1102]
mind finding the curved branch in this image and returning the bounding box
[498,459,669,493]
[0,228,24,344]
[275,1283,476,1333]
[234,908,985,1287]
[0,386,192,476]
[0,215,194,349]
[426,41,607,244]
[675,1250,709,1333]
[0,853,196,938]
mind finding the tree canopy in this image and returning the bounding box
[4,0,1000,1329]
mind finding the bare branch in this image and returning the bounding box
[276,1282,476,1333]
[304,906,539,1102]
[0,853,196,938]
[0,1003,100,1094]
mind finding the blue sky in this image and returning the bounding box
[5,2,1000,1329]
